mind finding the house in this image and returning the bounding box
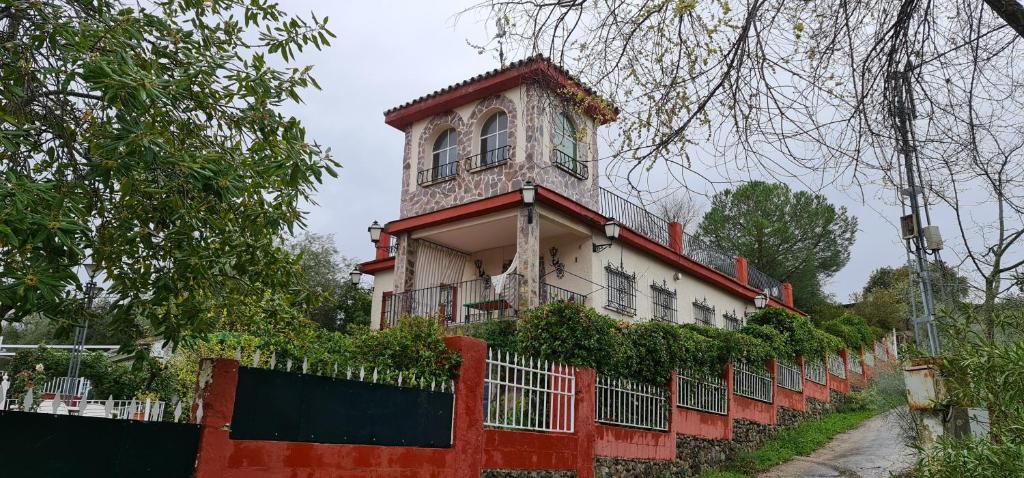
[358,56,798,329]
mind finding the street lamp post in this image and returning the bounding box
[66,263,101,398]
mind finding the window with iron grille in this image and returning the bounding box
[605,264,636,315]
[722,311,742,331]
[693,298,715,327]
[651,282,677,322]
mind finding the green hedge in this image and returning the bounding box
[464,302,849,386]
[820,313,879,349]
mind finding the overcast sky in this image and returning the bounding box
[273,1,920,302]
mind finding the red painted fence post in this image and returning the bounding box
[668,222,684,254]
[192,358,241,478]
[735,257,749,285]
[574,368,597,478]
[444,336,487,478]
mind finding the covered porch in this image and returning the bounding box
[383,206,594,327]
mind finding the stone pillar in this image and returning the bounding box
[516,206,540,308]
[735,257,749,285]
[392,233,418,294]
[668,221,684,254]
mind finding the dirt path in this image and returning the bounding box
[758,409,917,478]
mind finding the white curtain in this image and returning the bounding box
[413,240,470,290]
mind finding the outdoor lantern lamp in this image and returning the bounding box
[349,268,363,286]
[368,221,383,243]
[522,180,537,224]
[593,219,620,252]
[66,261,103,397]
[754,291,769,309]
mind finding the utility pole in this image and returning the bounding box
[891,63,941,356]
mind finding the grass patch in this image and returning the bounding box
[700,408,878,477]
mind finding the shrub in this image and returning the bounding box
[746,307,843,360]
[612,320,682,386]
[914,437,1024,478]
[735,323,792,360]
[515,301,624,371]
[820,313,876,349]
[460,319,518,352]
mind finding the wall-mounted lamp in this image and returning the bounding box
[753,290,769,309]
[592,219,621,252]
[522,180,537,224]
[349,268,363,286]
[367,221,383,243]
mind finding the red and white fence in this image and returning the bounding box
[595,374,669,431]
[827,353,847,379]
[804,359,827,385]
[733,362,773,403]
[483,348,575,433]
[776,360,803,392]
[676,371,729,415]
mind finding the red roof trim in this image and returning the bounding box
[359,257,395,275]
[535,188,805,316]
[384,56,617,130]
[375,187,803,315]
[386,191,523,234]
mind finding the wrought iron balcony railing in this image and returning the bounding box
[384,275,523,327]
[467,145,511,171]
[552,149,589,179]
[417,161,459,186]
[598,187,671,247]
[540,282,586,305]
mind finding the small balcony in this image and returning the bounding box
[383,275,523,327]
[467,145,511,171]
[553,149,589,180]
[540,282,586,305]
[417,161,459,186]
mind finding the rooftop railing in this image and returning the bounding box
[598,187,670,247]
[747,265,783,301]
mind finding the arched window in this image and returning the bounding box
[431,128,458,179]
[479,111,509,166]
[553,113,586,178]
[554,113,577,160]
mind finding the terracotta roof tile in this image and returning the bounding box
[383,54,613,116]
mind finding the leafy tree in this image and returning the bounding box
[856,264,970,332]
[0,0,337,346]
[286,233,371,332]
[695,181,857,310]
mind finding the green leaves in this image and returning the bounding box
[1,0,337,345]
[696,181,858,310]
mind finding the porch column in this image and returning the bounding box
[392,233,419,294]
[516,207,540,308]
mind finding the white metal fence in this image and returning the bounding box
[804,360,827,385]
[776,360,803,392]
[595,375,668,431]
[41,377,91,397]
[733,362,773,403]
[677,371,729,415]
[848,354,864,375]
[827,353,847,379]
[864,349,875,367]
[3,396,173,422]
[484,349,575,433]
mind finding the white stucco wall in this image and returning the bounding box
[369,269,393,329]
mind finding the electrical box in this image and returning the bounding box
[900,214,918,239]
[904,363,945,410]
[923,225,944,251]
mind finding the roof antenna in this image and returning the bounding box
[494,16,507,67]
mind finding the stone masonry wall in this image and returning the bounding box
[482,470,575,478]
[777,406,813,428]
[400,84,599,219]
[731,418,778,450]
[593,457,687,478]
[807,397,831,418]
[674,435,738,476]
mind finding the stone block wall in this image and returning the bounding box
[482,471,576,478]
[731,418,778,449]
